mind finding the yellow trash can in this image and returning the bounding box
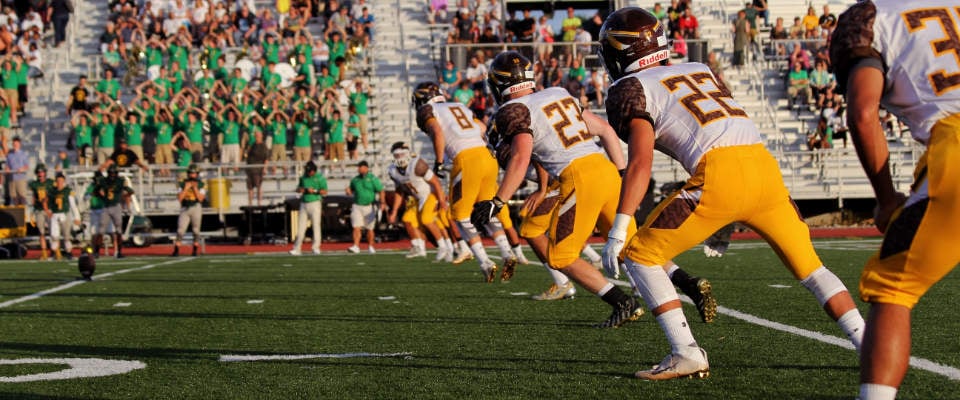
[208,178,231,209]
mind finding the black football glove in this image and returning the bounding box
[470,197,505,228]
[433,161,445,178]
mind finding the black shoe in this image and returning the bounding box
[680,278,718,323]
[594,297,645,328]
[116,253,125,259]
[171,246,179,257]
[191,246,199,257]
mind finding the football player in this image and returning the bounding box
[94,164,134,258]
[386,142,456,263]
[598,7,864,380]
[172,164,205,257]
[412,82,521,282]
[27,164,53,260]
[48,172,80,260]
[831,1,960,398]
[471,50,644,328]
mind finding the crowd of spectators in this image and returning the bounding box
[60,0,378,181]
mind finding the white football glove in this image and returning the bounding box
[601,213,633,279]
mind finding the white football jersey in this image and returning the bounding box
[606,62,762,175]
[832,0,960,144]
[492,87,603,178]
[387,155,434,209]
[416,101,486,162]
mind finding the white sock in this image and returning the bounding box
[657,308,699,357]
[837,309,865,352]
[544,263,569,286]
[859,383,897,400]
[470,241,491,265]
[512,245,525,259]
[458,240,470,255]
[412,238,425,252]
[581,244,601,263]
[597,282,615,297]
[443,238,455,251]
[494,234,512,259]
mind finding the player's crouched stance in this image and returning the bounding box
[597,7,865,380]
[472,51,643,328]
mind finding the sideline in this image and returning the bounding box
[0,258,194,309]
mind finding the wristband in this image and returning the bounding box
[492,196,506,208]
[609,213,632,240]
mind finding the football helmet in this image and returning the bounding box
[187,164,200,175]
[391,142,411,169]
[107,163,119,176]
[411,81,445,109]
[487,51,535,105]
[598,7,670,81]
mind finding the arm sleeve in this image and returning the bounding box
[605,77,653,142]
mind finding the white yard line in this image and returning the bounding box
[0,258,193,310]
[219,352,413,362]
[609,277,960,380]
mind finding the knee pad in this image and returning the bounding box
[625,259,679,310]
[456,219,480,242]
[484,216,505,236]
[800,266,848,307]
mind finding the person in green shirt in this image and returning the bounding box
[317,64,335,90]
[96,69,121,102]
[94,111,118,164]
[28,164,54,260]
[154,108,176,174]
[293,53,316,95]
[195,68,215,98]
[167,36,190,73]
[346,105,361,160]
[787,61,813,111]
[102,41,124,78]
[0,93,13,155]
[267,110,290,175]
[227,68,248,94]
[295,33,313,61]
[71,110,95,166]
[172,164,205,257]
[1,59,19,116]
[48,172,80,260]
[327,31,347,66]
[289,160,328,255]
[325,109,345,168]
[561,7,581,42]
[348,79,370,150]
[212,55,229,81]
[152,66,173,101]
[218,104,242,172]
[180,108,205,159]
[263,34,280,64]
[292,111,313,162]
[453,81,474,105]
[123,110,145,160]
[14,53,28,113]
[345,160,385,254]
[261,62,282,93]
[145,39,166,69]
[168,63,185,94]
[83,171,107,255]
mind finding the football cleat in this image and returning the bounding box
[405,247,427,258]
[514,247,530,265]
[289,249,302,256]
[500,256,518,282]
[680,278,718,324]
[481,262,498,283]
[348,245,361,254]
[595,297,645,328]
[635,348,710,381]
[368,246,376,254]
[312,248,322,255]
[452,250,474,264]
[532,281,576,301]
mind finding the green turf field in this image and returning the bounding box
[0,239,958,399]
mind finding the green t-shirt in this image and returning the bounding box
[789,69,810,89]
[169,44,189,72]
[0,105,10,128]
[0,67,17,90]
[154,78,172,101]
[221,120,240,145]
[347,114,360,137]
[263,71,282,92]
[124,122,143,146]
[145,46,164,67]
[293,122,311,148]
[295,43,313,60]
[156,122,173,145]
[187,120,204,144]
[75,125,93,148]
[349,92,369,115]
[327,40,346,62]
[298,174,328,203]
[97,122,116,148]
[318,74,336,90]
[103,50,122,68]
[179,179,205,207]
[49,186,72,213]
[97,78,121,100]
[227,76,248,93]
[205,47,222,70]
[196,76,215,93]
[349,173,383,206]
[453,87,473,105]
[177,148,192,168]
[263,41,280,64]
[326,119,344,143]
[16,62,27,85]
[269,121,287,145]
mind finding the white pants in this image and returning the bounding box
[294,200,322,251]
